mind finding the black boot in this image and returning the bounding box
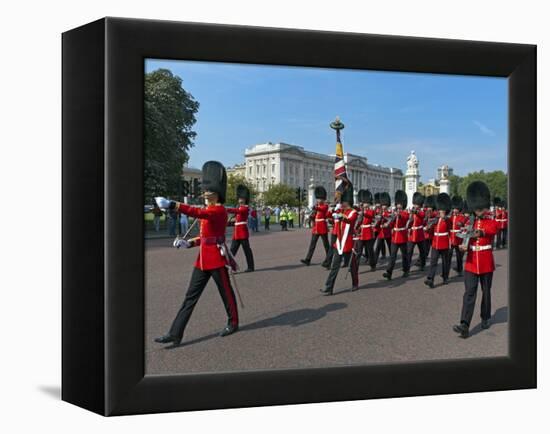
[424,278,434,288]
[220,323,239,337]
[383,271,392,280]
[321,288,333,296]
[402,271,410,278]
[481,319,491,329]
[154,334,182,346]
[300,259,310,266]
[453,323,469,338]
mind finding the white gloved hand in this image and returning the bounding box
[155,196,172,209]
[173,238,190,249]
[335,203,342,211]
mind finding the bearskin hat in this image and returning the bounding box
[341,184,354,206]
[374,192,381,205]
[236,184,250,204]
[436,192,451,212]
[466,181,491,211]
[202,161,227,204]
[314,186,327,200]
[412,192,425,206]
[358,189,373,205]
[424,194,436,209]
[380,192,391,207]
[394,190,408,208]
[493,196,502,207]
[451,195,463,210]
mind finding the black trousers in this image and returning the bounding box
[386,242,410,274]
[304,233,330,262]
[264,217,270,230]
[424,238,432,259]
[427,248,450,281]
[323,233,338,267]
[281,220,287,231]
[407,240,427,268]
[169,266,239,339]
[325,251,358,291]
[460,271,493,326]
[496,228,507,248]
[447,244,464,272]
[288,219,294,228]
[355,239,376,268]
[374,237,391,263]
[230,238,255,271]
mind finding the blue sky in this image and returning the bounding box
[145,59,507,182]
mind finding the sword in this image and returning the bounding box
[219,243,245,309]
[172,217,199,248]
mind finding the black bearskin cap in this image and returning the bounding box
[451,195,463,210]
[413,192,425,206]
[380,192,391,207]
[374,192,381,205]
[341,184,354,206]
[436,192,451,212]
[202,161,227,204]
[466,181,491,211]
[236,184,250,204]
[358,189,373,205]
[493,196,502,207]
[394,190,408,208]
[424,194,436,209]
[314,186,327,200]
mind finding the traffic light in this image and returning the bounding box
[296,187,301,201]
[182,180,190,196]
[193,178,201,197]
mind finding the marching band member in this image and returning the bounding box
[154,161,239,346]
[356,189,377,271]
[301,186,330,266]
[322,185,359,295]
[422,195,437,261]
[322,204,341,269]
[374,192,392,265]
[453,181,499,338]
[424,193,451,288]
[226,185,255,272]
[447,195,466,275]
[406,192,427,271]
[383,190,410,280]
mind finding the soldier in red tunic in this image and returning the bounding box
[226,185,255,272]
[453,181,499,338]
[374,192,392,264]
[383,190,410,280]
[447,195,466,275]
[154,161,239,346]
[322,185,359,295]
[424,193,452,288]
[322,204,342,269]
[406,192,427,271]
[355,189,377,271]
[422,194,437,261]
[494,198,508,249]
[301,186,330,266]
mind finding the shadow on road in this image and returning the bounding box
[252,263,309,273]
[37,385,61,400]
[240,302,347,331]
[469,306,508,337]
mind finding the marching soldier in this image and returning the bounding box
[383,190,410,280]
[448,195,466,275]
[227,185,255,272]
[495,198,508,249]
[374,192,392,264]
[356,189,377,271]
[406,192,427,271]
[422,194,437,261]
[301,186,330,266]
[322,203,341,269]
[424,193,452,288]
[322,185,359,295]
[453,181,499,338]
[154,161,240,346]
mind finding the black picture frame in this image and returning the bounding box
[62,17,536,416]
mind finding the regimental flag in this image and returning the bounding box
[334,138,350,202]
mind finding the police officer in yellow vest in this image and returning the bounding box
[280,206,288,231]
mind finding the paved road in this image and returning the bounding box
[145,228,508,375]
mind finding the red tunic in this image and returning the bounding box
[431,217,451,250]
[359,209,376,241]
[408,209,425,243]
[389,211,409,245]
[377,209,392,239]
[226,205,249,240]
[449,213,466,246]
[423,210,437,240]
[332,208,359,253]
[311,203,329,235]
[177,203,228,270]
[464,217,499,274]
[495,209,508,229]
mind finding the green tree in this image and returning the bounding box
[144,69,199,202]
[226,174,258,206]
[263,183,300,207]
[458,170,507,201]
[448,174,463,197]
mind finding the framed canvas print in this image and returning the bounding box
[62,17,536,416]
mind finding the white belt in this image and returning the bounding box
[450,229,460,233]
[235,221,247,226]
[470,245,492,251]
[434,232,448,236]
[315,219,326,222]
[393,227,407,232]
[361,224,374,228]
[495,219,508,222]
[411,226,423,230]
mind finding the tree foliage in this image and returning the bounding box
[262,183,300,207]
[457,170,508,200]
[144,69,199,202]
[226,174,258,206]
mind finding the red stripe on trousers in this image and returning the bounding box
[221,267,239,326]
